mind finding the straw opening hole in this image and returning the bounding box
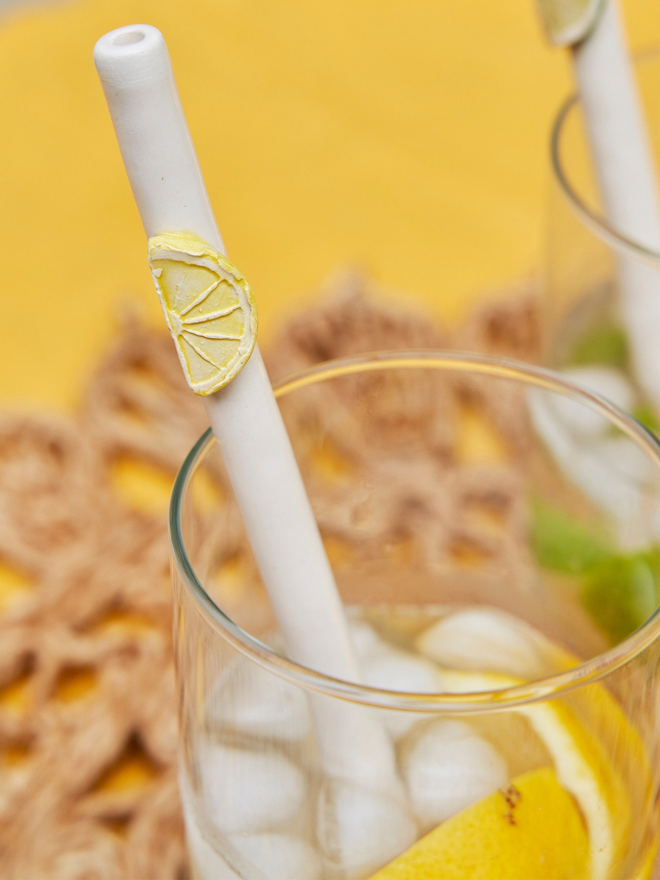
[112,30,145,46]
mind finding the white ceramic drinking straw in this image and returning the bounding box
[537,0,660,407]
[93,25,406,805]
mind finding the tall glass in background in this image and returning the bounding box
[544,49,660,430]
[171,354,660,880]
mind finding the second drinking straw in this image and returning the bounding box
[535,0,660,408]
[93,23,411,847]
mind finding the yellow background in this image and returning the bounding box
[0,0,657,410]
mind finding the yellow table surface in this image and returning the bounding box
[0,0,657,410]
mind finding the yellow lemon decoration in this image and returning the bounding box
[148,232,257,396]
[369,767,589,880]
[535,0,605,46]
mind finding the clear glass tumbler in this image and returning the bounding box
[171,352,660,880]
[543,49,660,430]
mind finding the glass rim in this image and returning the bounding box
[550,45,660,271]
[170,350,660,713]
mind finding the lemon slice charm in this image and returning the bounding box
[148,232,257,396]
[535,0,605,46]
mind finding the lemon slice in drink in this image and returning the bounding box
[370,767,589,879]
[535,0,606,46]
[437,669,630,880]
[148,232,257,396]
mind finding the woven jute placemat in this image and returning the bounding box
[0,274,538,880]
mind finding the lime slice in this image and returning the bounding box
[582,550,660,643]
[535,0,606,46]
[148,232,257,396]
[369,767,589,879]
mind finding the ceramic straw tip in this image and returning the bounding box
[93,24,222,247]
[94,25,170,87]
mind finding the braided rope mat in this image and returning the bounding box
[0,274,537,879]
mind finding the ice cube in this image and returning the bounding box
[183,802,241,880]
[202,745,306,835]
[416,607,545,678]
[317,779,418,879]
[349,619,388,663]
[210,661,312,742]
[552,367,634,438]
[230,833,322,879]
[361,647,444,739]
[403,718,508,831]
[528,382,656,546]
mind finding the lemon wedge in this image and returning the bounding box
[535,0,605,46]
[438,669,630,880]
[148,232,257,395]
[369,767,589,880]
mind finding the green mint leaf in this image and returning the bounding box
[566,324,628,369]
[531,500,611,574]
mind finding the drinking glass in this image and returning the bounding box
[543,48,660,430]
[171,353,660,880]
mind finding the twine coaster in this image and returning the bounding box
[0,275,538,879]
